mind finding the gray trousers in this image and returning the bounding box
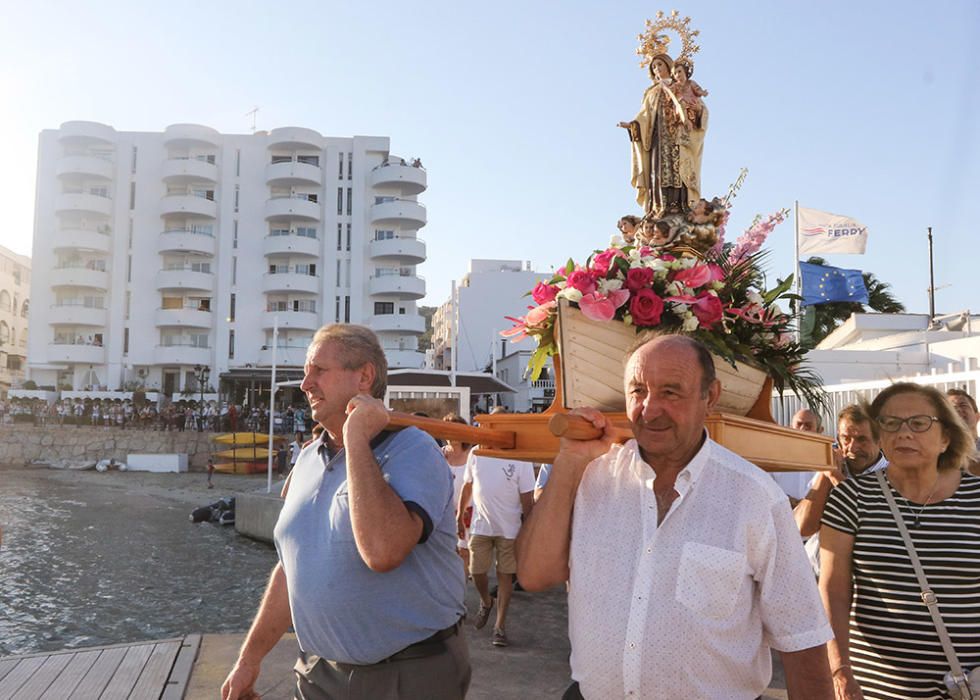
[294,632,471,700]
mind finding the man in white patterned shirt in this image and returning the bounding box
[517,334,834,699]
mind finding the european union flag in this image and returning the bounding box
[800,262,869,305]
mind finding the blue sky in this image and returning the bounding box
[2,0,978,315]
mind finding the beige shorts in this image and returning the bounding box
[468,535,517,575]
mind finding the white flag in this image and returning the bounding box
[797,206,869,255]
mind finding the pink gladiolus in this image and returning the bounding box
[629,289,664,326]
[531,281,559,305]
[579,290,630,322]
[525,301,556,326]
[566,268,597,295]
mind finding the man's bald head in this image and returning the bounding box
[791,409,820,433]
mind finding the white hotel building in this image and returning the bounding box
[28,121,428,397]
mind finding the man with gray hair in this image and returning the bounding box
[222,324,468,700]
[517,333,833,699]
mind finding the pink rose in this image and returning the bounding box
[579,290,630,322]
[625,267,654,292]
[531,281,559,305]
[566,268,597,295]
[690,293,723,328]
[638,246,655,257]
[591,249,624,277]
[629,289,664,327]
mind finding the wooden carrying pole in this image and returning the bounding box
[386,411,516,449]
[547,413,633,443]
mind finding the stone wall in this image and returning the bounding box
[0,425,216,470]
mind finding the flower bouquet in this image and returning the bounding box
[503,209,825,412]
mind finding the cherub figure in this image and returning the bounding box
[617,215,641,244]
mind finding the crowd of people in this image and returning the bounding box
[0,396,310,435]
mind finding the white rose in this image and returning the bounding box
[598,278,624,294]
[558,287,583,303]
[682,315,699,332]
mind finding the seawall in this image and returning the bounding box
[0,424,216,470]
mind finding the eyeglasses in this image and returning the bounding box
[876,415,941,433]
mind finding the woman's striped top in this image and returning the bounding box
[822,471,980,699]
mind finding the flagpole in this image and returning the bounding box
[794,200,802,343]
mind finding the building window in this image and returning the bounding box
[344,296,350,323]
[128,220,134,249]
[347,152,352,180]
[229,293,236,321]
[335,296,340,322]
[127,256,132,282]
[131,146,137,173]
[229,330,235,358]
[336,259,341,286]
[233,220,238,249]
[337,223,342,251]
[346,223,351,251]
[129,182,136,210]
[125,291,131,319]
[234,185,240,213]
[337,188,343,215]
[235,149,241,177]
[338,153,344,179]
[123,328,129,354]
[375,302,394,315]
[232,256,237,285]
[346,188,352,216]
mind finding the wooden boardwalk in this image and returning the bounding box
[0,635,200,700]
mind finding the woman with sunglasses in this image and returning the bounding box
[820,382,980,699]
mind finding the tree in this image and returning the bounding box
[797,257,906,347]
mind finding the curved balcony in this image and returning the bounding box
[264,196,320,221]
[369,314,426,334]
[48,343,106,364]
[155,269,214,292]
[261,310,319,330]
[163,123,220,148]
[368,237,426,264]
[58,121,115,145]
[55,193,113,217]
[50,267,109,290]
[267,127,322,150]
[257,345,308,367]
[154,344,212,366]
[157,230,217,256]
[261,272,319,295]
[48,304,107,327]
[56,155,114,180]
[262,234,320,258]
[53,229,111,253]
[160,194,217,218]
[383,349,426,369]
[369,274,426,299]
[369,162,426,195]
[265,161,322,186]
[162,158,218,183]
[154,308,213,328]
[370,200,426,228]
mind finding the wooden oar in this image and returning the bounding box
[386,411,516,449]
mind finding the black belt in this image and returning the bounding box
[377,619,461,664]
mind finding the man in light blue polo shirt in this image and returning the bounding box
[222,324,468,700]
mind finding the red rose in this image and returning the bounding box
[629,288,664,327]
[625,267,654,292]
[566,269,597,295]
[691,293,723,328]
[531,281,559,305]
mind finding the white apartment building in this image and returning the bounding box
[28,121,428,397]
[431,259,550,373]
[0,245,30,397]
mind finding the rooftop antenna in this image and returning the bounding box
[245,106,260,133]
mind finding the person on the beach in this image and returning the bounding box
[207,458,215,489]
[517,334,834,699]
[222,324,468,700]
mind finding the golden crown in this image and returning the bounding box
[637,10,701,69]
